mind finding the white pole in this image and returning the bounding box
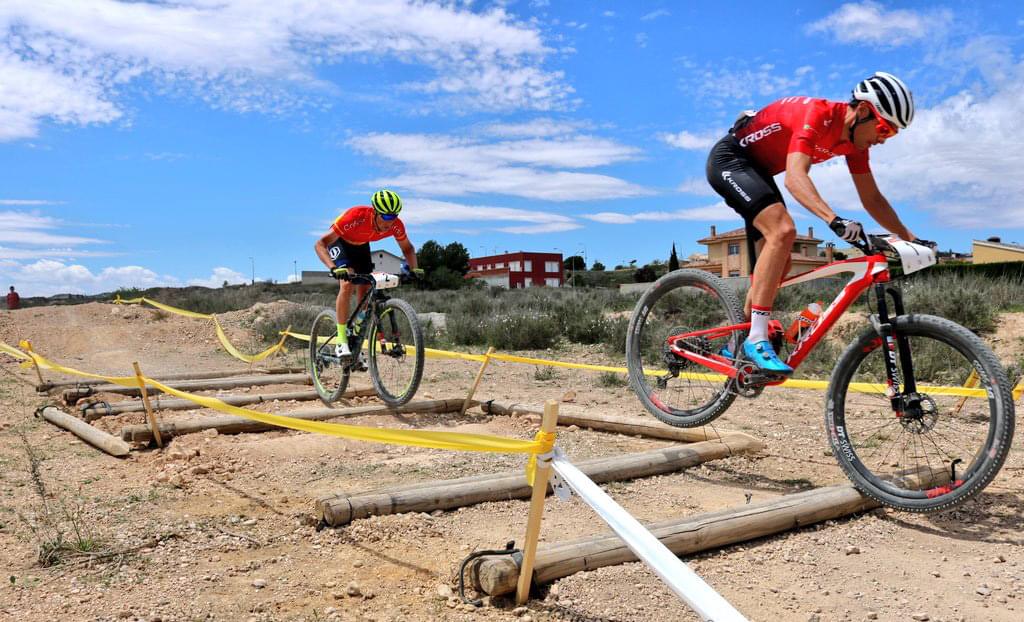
[550,454,749,622]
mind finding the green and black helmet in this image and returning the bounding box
[371,189,402,220]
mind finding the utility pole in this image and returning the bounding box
[293,260,298,283]
[249,257,255,285]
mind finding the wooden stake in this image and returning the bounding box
[515,399,558,605]
[132,362,163,448]
[461,346,495,416]
[23,340,45,387]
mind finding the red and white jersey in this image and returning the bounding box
[733,97,870,176]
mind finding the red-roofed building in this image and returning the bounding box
[467,251,564,288]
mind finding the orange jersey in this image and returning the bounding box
[331,206,407,245]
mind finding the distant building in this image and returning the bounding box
[972,237,1024,264]
[688,225,829,278]
[301,249,406,285]
[467,251,564,289]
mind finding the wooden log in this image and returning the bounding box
[62,373,312,404]
[316,433,762,526]
[121,398,473,444]
[471,469,945,596]
[36,366,306,393]
[80,387,376,420]
[483,400,733,443]
[37,406,131,458]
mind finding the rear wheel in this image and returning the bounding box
[626,269,745,427]
[309,309,350,406]
[368,299,424,406]
[827,314,1015,512]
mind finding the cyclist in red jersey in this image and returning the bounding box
[314,189,422,358]
[706,72,931,374]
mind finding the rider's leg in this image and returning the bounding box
[336,280,352,338]
[738,203,795,374]
[748,203,795,339]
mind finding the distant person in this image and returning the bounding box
[314,190,422,358]
[6,286,19,310]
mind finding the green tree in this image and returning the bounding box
[564,255,586,271]
[634,264,657,283]
[669,243,680,272]
[441,242,470,275]
[591,261,606,271]
[417,240,446,274]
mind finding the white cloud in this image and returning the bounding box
[677,178,716,196]
[2,259,180,297]
[479,118,588,138]
[187,267,249,288]
[583,203,732,224]
[348,127,650,201]
[679,61,812,106]
[640,9,670,21]
[402,198,579,235]
[0,210,104,246]
[0,199,64,205]
[806,2,952,47]
[0,0,572,140]
[602,11,616,18]
[660,130,718,150]
[635,33,648,48]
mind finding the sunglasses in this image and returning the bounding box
[865,103,898,139]
[379,213,398,221]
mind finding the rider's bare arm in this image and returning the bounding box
[397,236,418,270]
[784,152,838,223]
[849,173,915,241]
[314,230,340,269]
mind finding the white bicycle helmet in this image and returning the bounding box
[852,71,914,129]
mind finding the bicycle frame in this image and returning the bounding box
[666,253,891,382]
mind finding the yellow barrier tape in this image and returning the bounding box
[1,341,29,360]
[115,296,288,364]
[19,345,556,467]
[1013,377,1023,402]
[114,297,1003,399]
[525,430,557,486]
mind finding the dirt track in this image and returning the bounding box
[1,302,1022,622]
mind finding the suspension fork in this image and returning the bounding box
[873,283,918,410]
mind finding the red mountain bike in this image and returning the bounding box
[626,235,1015,512]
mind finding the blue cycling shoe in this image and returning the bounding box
[718,346,734,360]
[741,339,793,375]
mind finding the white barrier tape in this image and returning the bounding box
[550,451,749,622]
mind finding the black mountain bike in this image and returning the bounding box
[309,271,424,407]
[625,234,1015,512]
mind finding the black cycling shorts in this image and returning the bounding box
[328,239,373,275]
[705,133,785,246]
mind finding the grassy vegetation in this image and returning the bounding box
[91,267,1024,381]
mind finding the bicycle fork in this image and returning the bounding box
[871,284,918,413]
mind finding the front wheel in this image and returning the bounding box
[368,298,424,406]
[827,314,1015,512]
[309,309,350,406]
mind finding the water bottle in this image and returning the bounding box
[785,301,823,344]
[352,310,367,334]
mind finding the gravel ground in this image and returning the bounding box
[0,302,1021,622]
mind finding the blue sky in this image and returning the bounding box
[2,1,1023,295]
